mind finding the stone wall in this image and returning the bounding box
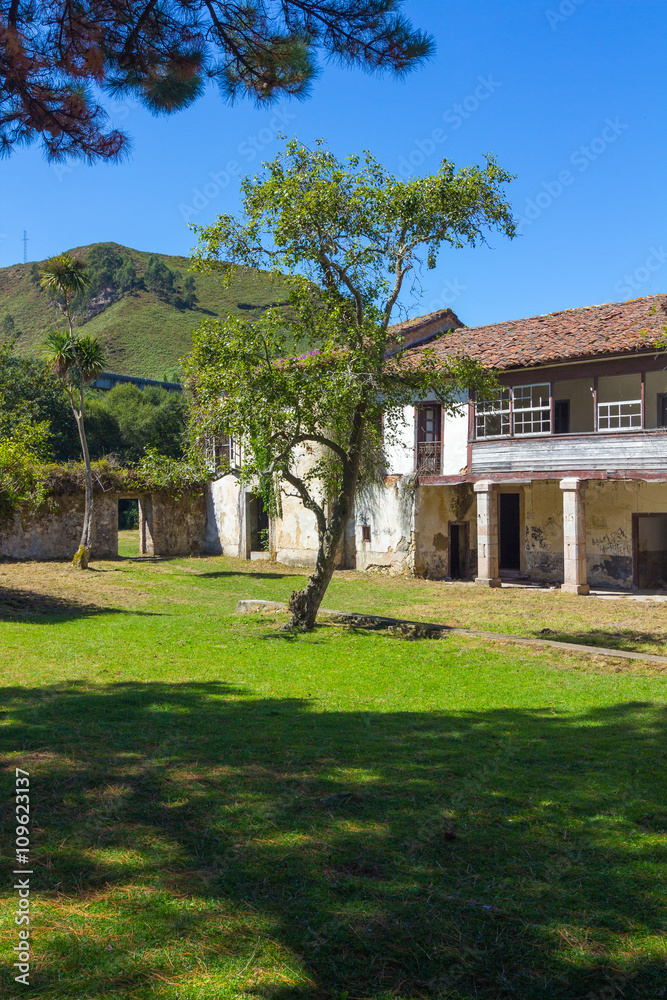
[412,482,476,579]
[0,489,207,561]
[141,492,207,557]
[0,492,118,560]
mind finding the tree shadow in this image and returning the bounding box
[0,586,160,623]
[196,570,298,580]
[1,682,666,998]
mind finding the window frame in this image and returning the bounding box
[475,383,551,439]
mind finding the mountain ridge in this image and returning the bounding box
[0,242,287,381]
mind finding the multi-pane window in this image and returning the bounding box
[475,388,511,438]
[416,404,442,473]
[475,384,551,438]
[597,400,642,430]
[513,383,551,435]
[206,434,240,472]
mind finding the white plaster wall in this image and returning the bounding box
[384,405,415,475]
[442,395,469,474]
[206,474,244,556]
[355,477,416,573]
[271,445,322,567]
[273,489,320,566]
[552,378,595,432]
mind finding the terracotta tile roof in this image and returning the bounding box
[395,295,667,370]
[387,307,463,351]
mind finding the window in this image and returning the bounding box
[361,525,371,542]
[513,383,551,435]
[417,404,441,442]
[597,400,642,431]
[416,404,442,473]
[475,384,551,438]
[206,434,239,472]
[476,388,511,438]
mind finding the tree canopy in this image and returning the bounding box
[185,140,516,628]
[0,1,433,161]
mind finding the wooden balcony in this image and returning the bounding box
[470,429,667,475]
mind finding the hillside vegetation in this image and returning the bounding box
[0,242,287,380]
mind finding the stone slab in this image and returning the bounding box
[235,599,667,664]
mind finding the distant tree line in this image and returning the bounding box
[0,346,187,465]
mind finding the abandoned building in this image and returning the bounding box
[207,294,667,591]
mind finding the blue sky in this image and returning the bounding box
[0,0,664,330]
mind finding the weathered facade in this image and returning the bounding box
[0,489,207,560]
[205,294,667,592]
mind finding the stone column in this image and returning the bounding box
[560,478,589,595]
[474,480,501,587]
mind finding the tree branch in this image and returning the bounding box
[282,468,326,536]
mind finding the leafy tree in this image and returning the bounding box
[41,254,106,568]
[0,344,80,460]
[2,313,15,341]
[183,275,198,309]
[115,257,138,294]
[85,244,124,292]
[144,256,176,300]
[0,409,51,527]
[82,397,123,459]
[0,2,432,162]
[100,384,187,463]
[185,140,515,630]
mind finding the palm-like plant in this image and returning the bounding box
[41,254,106,569]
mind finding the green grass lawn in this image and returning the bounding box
[118,528,140,559]
[1,556,666,999]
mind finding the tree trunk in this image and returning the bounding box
[71,396,94,570]
[286,492,352,630]
[287,404,366,630]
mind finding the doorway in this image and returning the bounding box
[118,498,140,558]
[499,493,521,572]
[448,522,469,580]
[633,513,667,588]
[247,493,270,554]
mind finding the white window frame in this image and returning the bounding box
[597,399,642,431]
[512,383,551,437]
[475,383,551,439]
[475,388,511,439]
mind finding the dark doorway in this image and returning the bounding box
[248,494,270,553]
[118,498,139,557]
[499,493,521,572]
[634,513,667,588]
[554,399,570,434]
[448,522,469,580]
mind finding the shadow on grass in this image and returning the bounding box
[0,586,160,623]
[196,570,301,581]
[1,682,666,998]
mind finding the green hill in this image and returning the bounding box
[0,242,287,381]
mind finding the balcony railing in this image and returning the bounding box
[417,441,442,474]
